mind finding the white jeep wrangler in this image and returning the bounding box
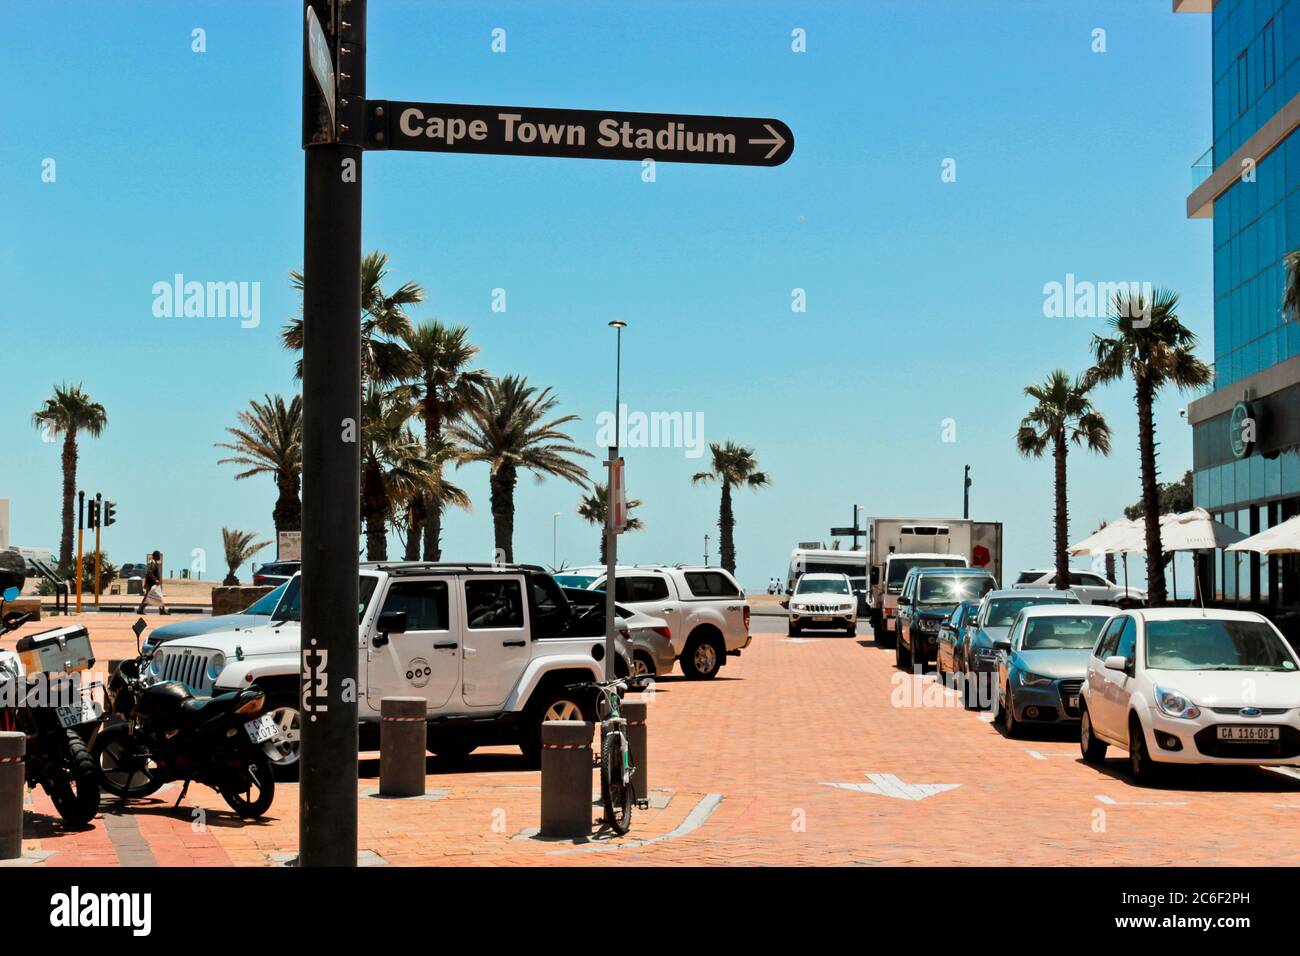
[147,563,630,772]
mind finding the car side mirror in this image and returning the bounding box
[378,610,407,636]
[1103,654,1130,673]
[994,640,1011,652]
[785,587,793,596]
[898,596,911,606]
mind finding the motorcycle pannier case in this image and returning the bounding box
[16,625,95,675]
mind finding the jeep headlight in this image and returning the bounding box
[206,654,225,682]
[1018,671,1052,687]
[1154,686,1200,719]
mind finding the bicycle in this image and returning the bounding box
[568,676,644,835]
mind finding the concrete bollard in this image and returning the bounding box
[539,720,594,838]
[379,697,427,797]
[0,732,24,861]
[622,700,648,803]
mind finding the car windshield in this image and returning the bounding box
[1145,619,1299,672]
[797,578,849,595]
[1020,615,1110,650]
[887,558,965,588]
[554,574,599,589]
[1014,571,1044,585]
[245,582,288,615]
[918,576,994,605]
[985,597,1074,627]
[272,576,379,623]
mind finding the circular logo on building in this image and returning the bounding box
[1229,401,1256,459]
[405,658,432,688]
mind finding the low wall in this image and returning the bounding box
[212,585,275,616]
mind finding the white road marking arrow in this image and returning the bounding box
[748,123,787,160]
[1095,794,1187,808]
[822,773,961,801]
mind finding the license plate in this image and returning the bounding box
[56,700,100,729]
[813,615,831,623]
[886,619,896,631]
[245,715,279,744]
[1068,695,1079,709]
[1216,725,1280,742]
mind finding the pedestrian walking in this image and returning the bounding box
[136,550,169,615]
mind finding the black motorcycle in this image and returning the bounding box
[0,586,103,827]
[94,648,276,820]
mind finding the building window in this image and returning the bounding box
[1237,50,1250,117]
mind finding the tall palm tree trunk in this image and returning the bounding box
[1053,431,1069,591]
[719,481,736,574]
[58,431,78,574]
[421,401,443,561]
[1135,379,1167,607]
[363,462,389,561]
[403,516,421,561]
[598,528,608,565]
[489,465,517,563]
[272,472,302,537]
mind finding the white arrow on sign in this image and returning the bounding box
[748,123,787,160]
[822,773,961,801]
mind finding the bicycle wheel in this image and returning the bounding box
[601,731,632,835]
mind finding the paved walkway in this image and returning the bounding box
[10,616,1300,866]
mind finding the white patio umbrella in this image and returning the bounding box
[1156,508,1247,603]
[1226,514,1300,554]
[1068,518,1146,600]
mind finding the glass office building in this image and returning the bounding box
[1180,0,1300,606]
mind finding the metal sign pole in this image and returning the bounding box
[299,0,364,868]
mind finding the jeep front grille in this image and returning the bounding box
[155,651,215,694]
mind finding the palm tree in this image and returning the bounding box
[32,384,108,574]
[577,483,644,563]
[1283,250,1300,321]
[216,394,304,538]
[360,385,438,561]
[282,250,422,384]
[450,376,593,562]
[1015,370,1112,592]
[399,436,471,560]
[691,441,770,575]
[1087,288,1211,606]
[221,528,271,586]
[404,320,489,559]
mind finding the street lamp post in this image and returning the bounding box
[552,511,561,568]
[604,320,626,680]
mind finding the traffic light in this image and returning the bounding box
[102,500,117,527]
[87,498,100,529]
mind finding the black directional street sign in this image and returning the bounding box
[366,101,794,167]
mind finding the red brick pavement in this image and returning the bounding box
[11,615,1300,866]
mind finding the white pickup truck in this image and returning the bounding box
[146,563,632,773]
[581,565,752,680]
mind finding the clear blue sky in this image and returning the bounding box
[1,0,1212,590]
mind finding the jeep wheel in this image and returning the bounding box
[682,637,722,680]
[520,685,593,764]
[262,692,302,781]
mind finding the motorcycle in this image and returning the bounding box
[93,645,276,820]
[0,584,103,827]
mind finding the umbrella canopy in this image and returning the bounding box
[1158,507,1248,552]
[1069,518,1145,556]
[1226,514,1300,555]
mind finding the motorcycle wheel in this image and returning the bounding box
[93,724,165,798]
[220,751,276,820]
[46,729,102,827]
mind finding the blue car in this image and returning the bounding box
[935,600,980,679]
[995,604,1117,736]
[143,582,288,653]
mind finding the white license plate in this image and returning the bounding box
[1067,695,1079,709]
[245,715,279,744]
[56,700,100,729]
[886,619,896,631]
[813,615,832,623]
[1216,725,1280,742]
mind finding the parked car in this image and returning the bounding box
[1079,608,1300,783]
[143,582,289,654]
[962,589,1080,706]
[936,600,981,679]
[553,568,603,589]
[148,563,633,772]
[993,604,1118,737]
[1013,568,1145,607]
[585,566,751,680]
[784,572,857,636]
[560,586,673,679]
[895,567,998,670]
[252,561,301,587]
[119,563,147,580]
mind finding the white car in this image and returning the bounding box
[785,572,857,636]
[1079,608,1300,782]
[1013,568,1144,607]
